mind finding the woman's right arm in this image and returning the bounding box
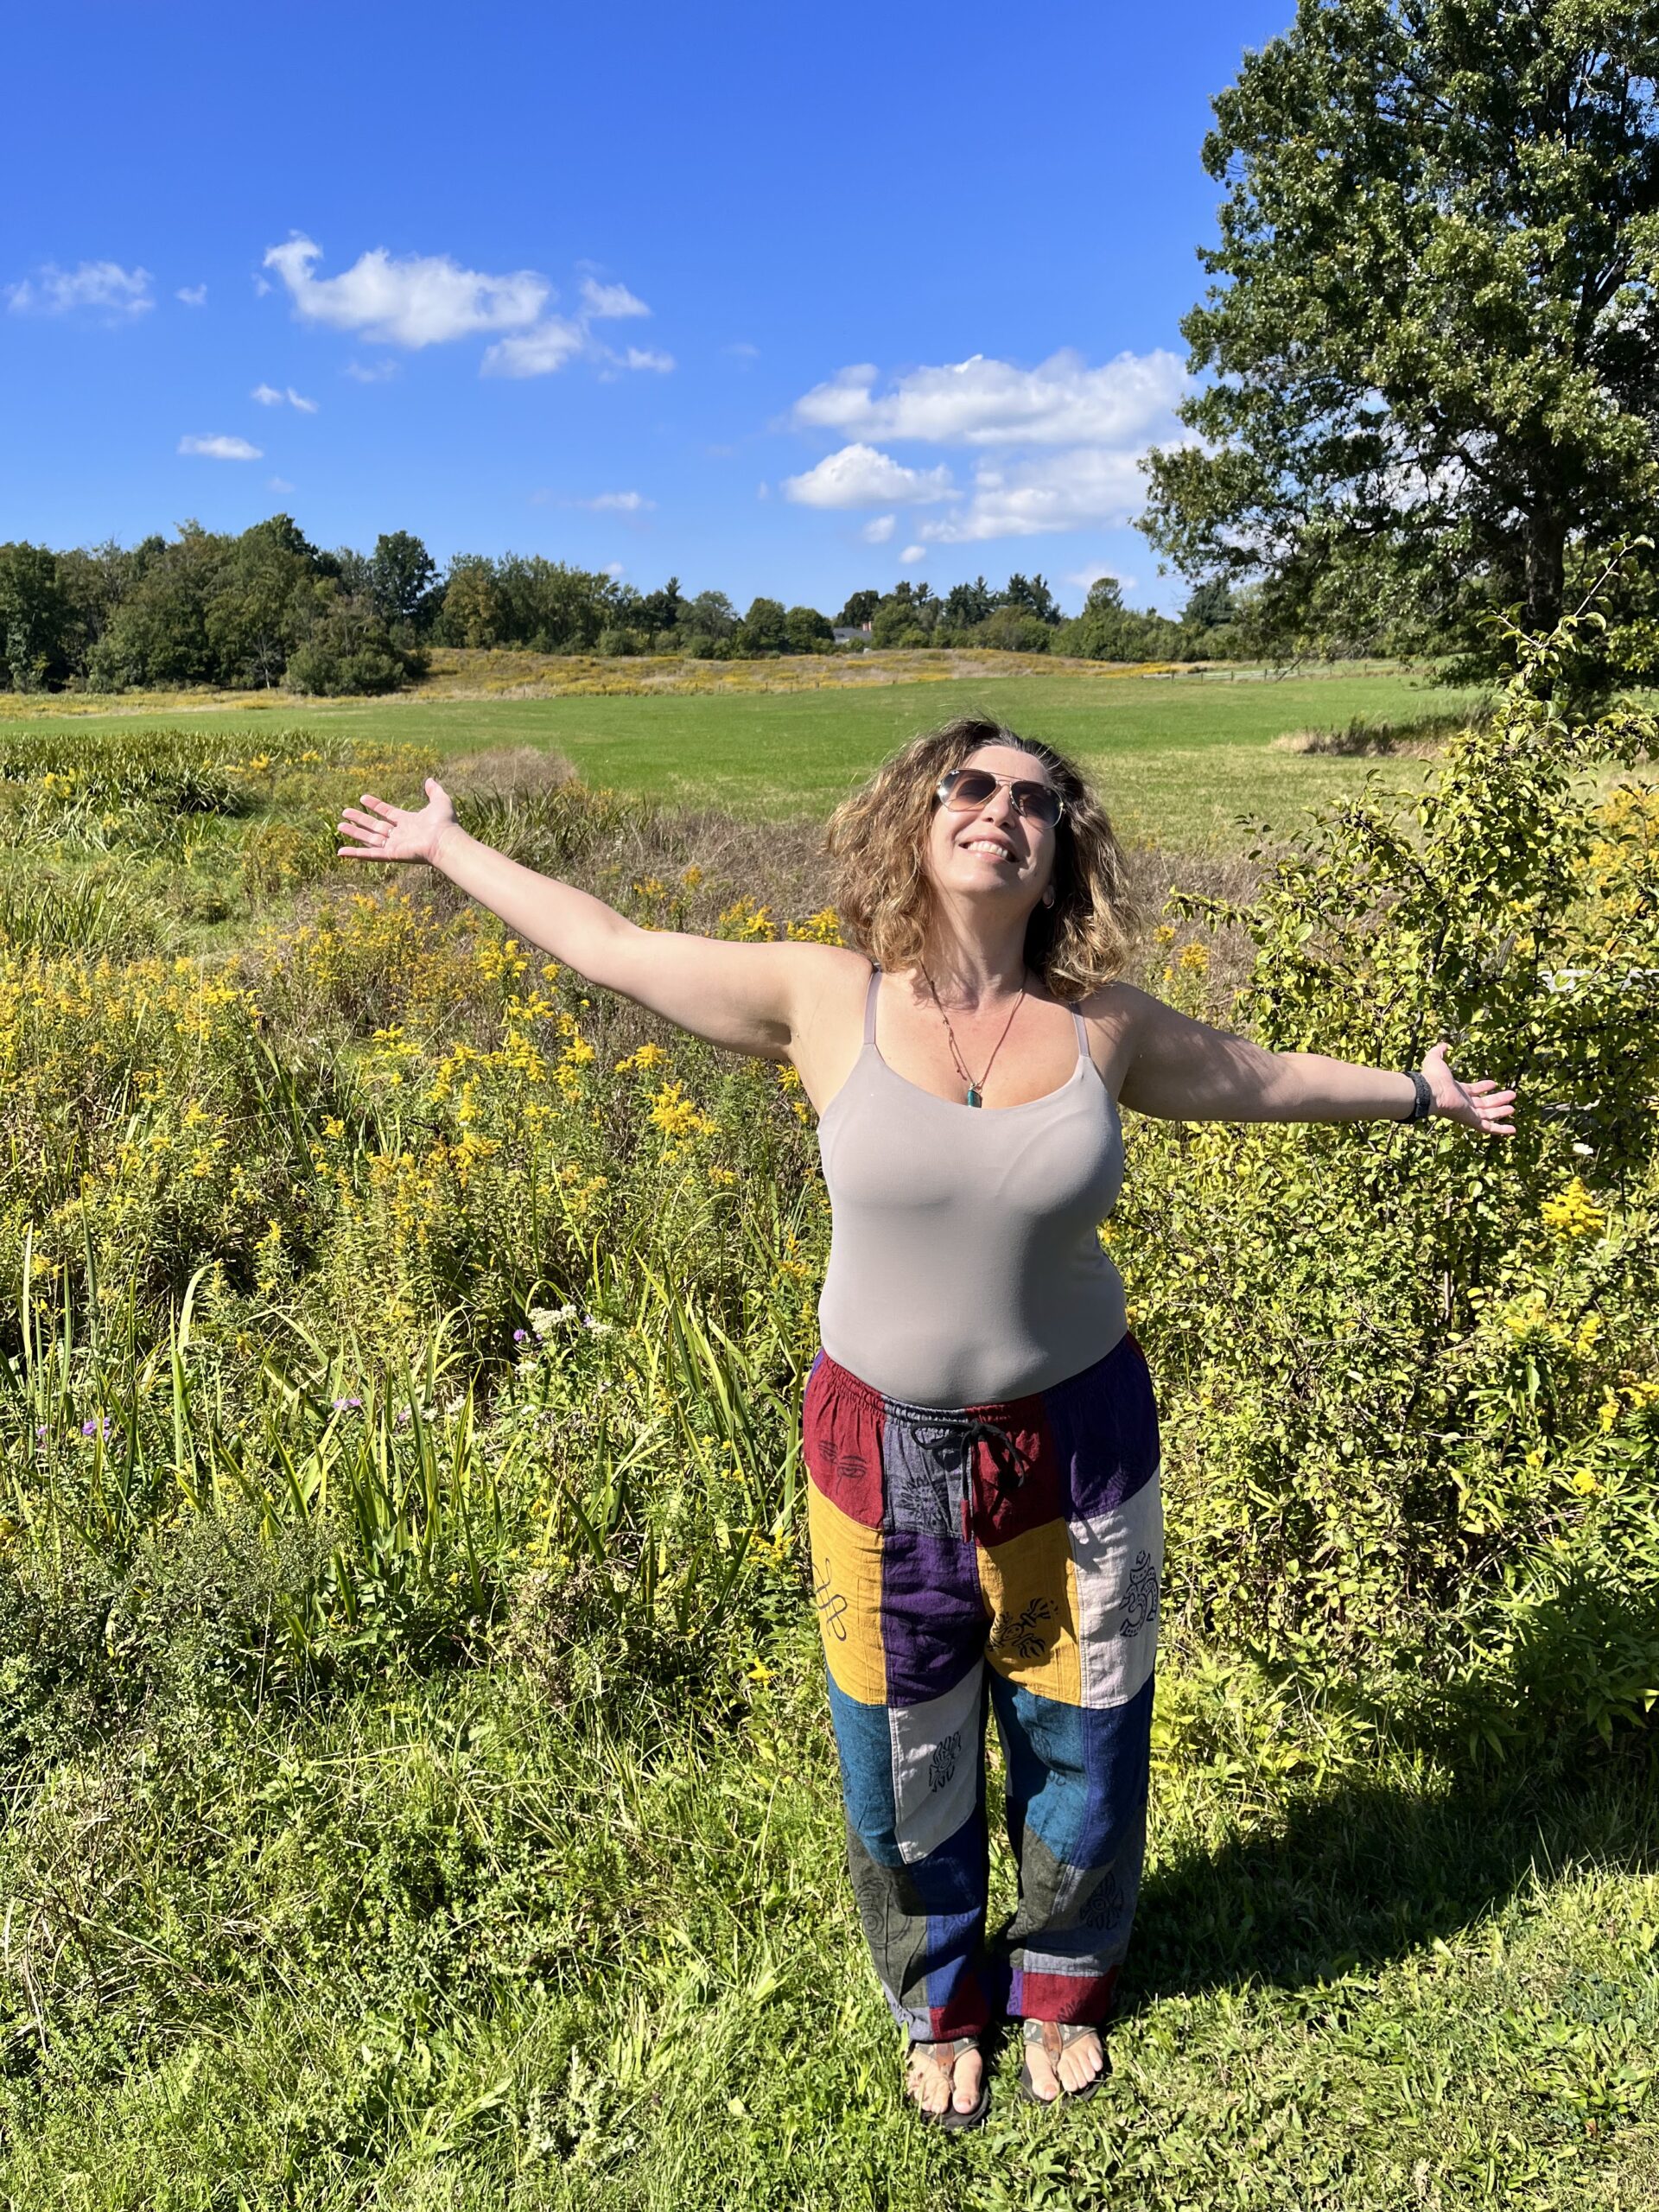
[339,777,817,1065]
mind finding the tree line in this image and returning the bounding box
[0,518,1248,697]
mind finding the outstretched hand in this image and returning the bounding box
[1421,1040,1516,1138]
[337,777,457,867]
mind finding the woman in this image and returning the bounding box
[337,715,1515,2127]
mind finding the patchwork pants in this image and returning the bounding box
[803,1330,1161,2039]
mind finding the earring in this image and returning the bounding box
[1041,887,1056,909]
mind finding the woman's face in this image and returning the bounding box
[923,742,1060,920]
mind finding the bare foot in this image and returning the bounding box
[1024,2022,1104,2101]
[906,2038,984,2118]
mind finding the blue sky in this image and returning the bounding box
[2,1,1294,616]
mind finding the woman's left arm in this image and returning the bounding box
[1110,982,1516,1138]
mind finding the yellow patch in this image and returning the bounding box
[978,1521,1082,1707]
[806,1482,887,1705]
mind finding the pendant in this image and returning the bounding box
[965,1084,982,1108]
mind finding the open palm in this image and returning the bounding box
[337,777,456,866]
[1422,1040,1516,1138]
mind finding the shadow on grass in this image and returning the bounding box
[1123,1703,1658,2017]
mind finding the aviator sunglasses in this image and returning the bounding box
[933,766,1067,830]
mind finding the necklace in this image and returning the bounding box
[920,964,1028,1107]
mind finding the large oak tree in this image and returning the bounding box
[1141,1,1659,677]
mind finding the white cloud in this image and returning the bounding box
[7,259,153,317]
[251,382,318,411]
[918,446,1158,543]
[792,347,1187,448]
[586,490,654,512]
[580,277,650,319]
[481,318,586,378]
[723,340,759,363]
[179,434,262,461]
[619,345,673,372]
[345,357,399,383]
[176,283,207,308]
[862,513,897,544]
[264,233,549,347]
[782,442,955,510]
[604,562,626,578]
[900,544,927,564]
[267,475,295,493]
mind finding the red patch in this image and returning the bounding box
[803,1357,886,1529]
[931,1968,992,2039]
[966,1399,1062,1545]
[1016,1964,1120,2027]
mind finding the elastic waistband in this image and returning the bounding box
[810,1328,1138,1427]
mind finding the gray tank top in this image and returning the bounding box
[816,963,1128,1407]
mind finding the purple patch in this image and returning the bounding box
[1045,1331,1160,1521]
[880,1529,988,1707]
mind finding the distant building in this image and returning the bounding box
[832,623,874,645]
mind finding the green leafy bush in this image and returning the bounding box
[1123,609,1659,1758]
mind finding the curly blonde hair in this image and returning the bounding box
[823,715,1146,1001]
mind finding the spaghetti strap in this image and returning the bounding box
[1070,1001,1090,1064]
[863,963,881,1046]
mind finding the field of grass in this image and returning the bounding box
[3,661,1490,851]
[0,699,1655,2209]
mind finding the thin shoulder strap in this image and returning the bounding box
[1069,1000,1090,1063]
[863,963,881,1045]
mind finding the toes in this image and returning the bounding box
[1026,2048,1061,2102]
[1057,2032,1103,2093]
[952,2053,983,2113]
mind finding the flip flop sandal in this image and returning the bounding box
[905,2033,990,2131]
[1018,2018,1109,2105]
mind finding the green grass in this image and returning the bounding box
[8,666,1488,850]
[4,1618,1655,2210]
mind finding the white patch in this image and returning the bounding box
[889,1665,982,1865]
[1068,1468,1162,1710]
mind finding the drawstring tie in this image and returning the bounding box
[918,1414,1034,1541]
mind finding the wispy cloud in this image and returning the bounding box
[179,434,262,461]
[6,260,154,318]
[792,348,1186,448]
[175,283,208,308]
[251,383,319,412]
[585,490,654,512]
[900,543,927,564]
[482,319,587,378]
[617,345,673,372]
[782,443,955,510]
[918,447,1154,543]
[268,475,296,493]
[862,514,897,544]
[344,358,399,384]
[264,233,549,348]
[580,277,650,320]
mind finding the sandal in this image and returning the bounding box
[905,2033,990,2131]
[1018,2017,1109,2105]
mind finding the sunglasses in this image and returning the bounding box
[934,766,1067,830]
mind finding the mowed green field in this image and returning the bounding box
[9,666,1486,849]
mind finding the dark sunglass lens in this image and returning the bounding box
[943,770,998,808]
[1014,782,1061,826]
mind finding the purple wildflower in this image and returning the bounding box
[80,1414,111,1440]
[513,1329,530,1344]
[332,1395,363,1412]
[395,1406,411,1426]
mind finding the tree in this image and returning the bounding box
[942,576,995,629]
[1001,572,1062,625]
[1141,1,1659,683]
[835,589,880,627]
[681,589,738,641]
[736,595,789,655]
[368,531,438,631]
[0,543,72,690]
[785,603,834,652]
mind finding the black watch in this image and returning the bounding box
[1400,1069,1433,1123]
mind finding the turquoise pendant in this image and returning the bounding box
[965,1084,982,1108]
